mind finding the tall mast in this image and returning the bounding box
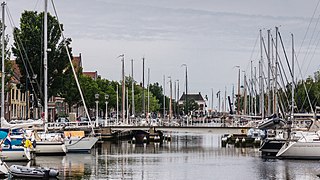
[174,80,176,117]
[1,2,5,120]
[291,33,294,120]
[250,61,253,115]
[44,0,48,131]
[243,73,247,115]
[211,88,214,111]
[177,80,179,116]
[232,85,234,113]
[147,68,150,121]
[121,55,125,124]
[237,67,240,115]
[260,29,265,119]
[224,86,227,112]
[274,27,279,115]
[163,75,165,118]
[254,67,257,116]
[218,91,221,113]
[267,29,271,116]
[126,87,129,124]
[142,57,145,116]
[131,59,135,117]
[169,77,172,119]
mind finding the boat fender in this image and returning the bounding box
[49,169,59,177]
[32,140,36,148]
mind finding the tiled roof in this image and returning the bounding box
[179,92,205,102]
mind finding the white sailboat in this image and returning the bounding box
[274,34,320,159]
[276,130,320,159]
[0,3,34,161]
[64,131,98,153]
[49,1,98,153]
[31,0,66,156]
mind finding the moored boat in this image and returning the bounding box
[276,131,320,159]
[64,131,98,153]
[9,165,59,179]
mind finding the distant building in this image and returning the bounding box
[83,71,98,80]
[7,53,100,121]
[178,92,206,115]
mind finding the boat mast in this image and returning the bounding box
[259,29,265,119]
[163,75,165,119]
[126,87,129,124]
[169,76,172,119]
[274,27,279,115]
[131,59,135,118]
[224,86,227,113]
[142,57,145,117]
[243,73,247,115]
[254,66,257,116]
[237,67,240,115]
[1,2,5,121]
[291,33,294,121]
[121,55,125,124]
[267,29,271,117]
[250,61,253,115]
[44,0,48,131]
[147,68,150,121]
[177,80,179,116]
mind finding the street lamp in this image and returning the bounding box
[105,94,109,126]
[95,94,99,127]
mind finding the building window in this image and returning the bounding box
[15,89,18,100]
[11,89,14,101]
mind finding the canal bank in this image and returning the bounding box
[24,133,320,179]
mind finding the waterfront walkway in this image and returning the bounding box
[38,121,251,135]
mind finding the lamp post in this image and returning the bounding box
[105,95,109,126]
[95,94,99,127]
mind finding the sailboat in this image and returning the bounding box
[275,34,320,159]
[0,3,34,161]
[64,131,98,153]
[47,0,98,152]
[30,0,66,156]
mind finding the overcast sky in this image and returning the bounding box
[6,0,320,109]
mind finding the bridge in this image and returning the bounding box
[42,122,251,135]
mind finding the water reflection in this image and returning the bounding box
[23,133,320,179]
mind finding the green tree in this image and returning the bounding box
[12,11,73,105]
[0,21,13,91]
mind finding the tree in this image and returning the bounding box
[12,11,73,106]
[149,83,166,112]
[179,99,199,115]
[0,21,13,92]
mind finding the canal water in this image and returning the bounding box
[21,133,320,179]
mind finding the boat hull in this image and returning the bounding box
[276,141,320,159]
[65,137,98,153]
[0,147,31,161]
[35,141,66,156]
